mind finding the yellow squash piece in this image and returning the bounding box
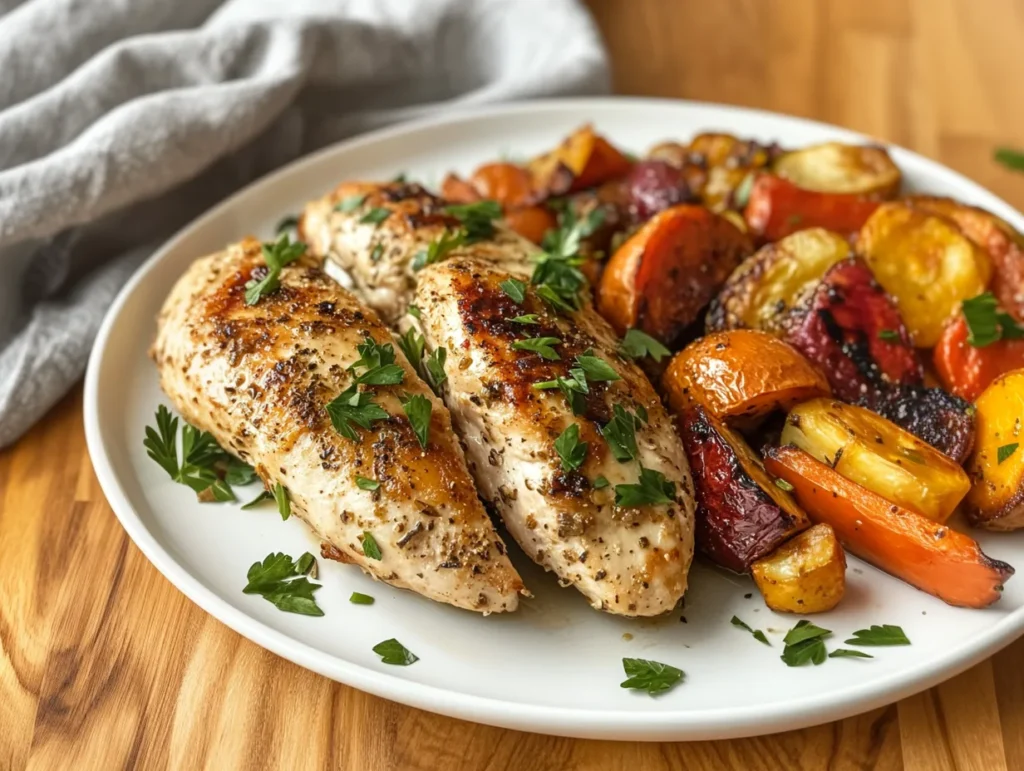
[966,369,1024,530]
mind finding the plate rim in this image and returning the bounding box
[83,95,1024,741]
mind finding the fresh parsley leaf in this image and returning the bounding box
[398,328,425,369]
[392,172,407,183]
[878,329,900,342]
[361,531,382,560]
[844,625,911,646]
[554,423,588,472]
[370,242,384,263]
[373,638,418,665]
[412,228,464,271]
[143,405,182,480]
[512,336,562,360]
[357,364,405,386]
[500,277,527,304]
[350,592,375,605]
[443,200,502,242]
[781,637,828,667]
[241,490,273,509]
[998,443,1020,464]
[275,215,298,234]
[533,368,589,415]
[962,292,1024,347]
[592,475,610,489]
[511,314,540,325]
[272,482,291,521]
[733,172,755,209]
[731,616,770,646]
[614,467,676,507]
[402,393,432,448]
[356,476,380,491]
[423,347,447,393]
[325,384,390,441]
[602,404,641,462]
[360,207,391,226]
[223,457,258,486]
[534,283,578,313]
[143,406,236,499]
[335,194,366,212]
[407,304,422,320]
[783,620,832,646]
[244,234,305,306]
[349,337,406,386]
[575,353,621,383]
[243,552,324,616]
[829,648,873,659]
[774,478,795,492]
[995,147,1024,172]
[296,552,316,576]
[620,329,671,362]
[619,657,684,695]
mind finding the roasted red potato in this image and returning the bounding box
[706,228,851,334]
[781,399,970,523]
[965,370,1024,530]
[772,142,901,197]
[662,330,830,428]
[765,445,1014,608]
[906,195,1024,322]
[857,202,993,347]
[622,160,699,221]
[744,174,881,241]
[751,524,847,613]
[527,124,632,197]
[934,313,1024,401]
[598,205,753,345]
[503,205,557,245]
[680,406,810,573]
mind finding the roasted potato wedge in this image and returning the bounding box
[773,142,901,197]
[680,406,810,573]
[527,124,632,197]
[765,445,1014,608]
[965,370,1024,530]
[744,174,882,241]
[662,330,830,428]
[751,524,846,613]
[907,195,1024,322]
[782,399,970,523]
[934,312,1024,401]
[598,204,753,345]
[857,202,993,347]
[706,227,851,334]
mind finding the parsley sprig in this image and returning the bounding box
[529,208,604,314]
[245,234,305,306]
[554,423,588,472]
[513,336,562,360]
[614,467,676,507]
[999,443,1020,464]
[620,658,684,696]
[326,338,406,441]
[731,615,770,646]
[373,638,418,666]
[532,351,620,415]
[601,404,644,463]
[962,292,1024,347]
[620,329,671,362]
[401,393,433,449]
[845,624,911,646]
[410,200,503,271]
[243,552,324,616]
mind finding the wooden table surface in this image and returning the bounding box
[4,1,1024,769]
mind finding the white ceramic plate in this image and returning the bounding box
[84,98,1024,741]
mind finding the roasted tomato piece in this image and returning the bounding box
[744,174,881,241]
[934,313,1024,401]
[679,406,809,573]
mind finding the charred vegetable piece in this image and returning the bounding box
[765,445,1014,609]
[934,313,1024,401]
[706,228,851,334]
[662,330,830,429]
[680,406,809,573]
[528,124,632,197]
[868,385,975,464]
[751,524,847,614]
[744,174,881,241]
[439,173,481,204]
[598,205,753,345]
[623,160,699,221]
[857,202,992,347]
[781,399,970,523]
[687,133,781,211]
[965,370,1024,531]
[467,163,536,208]
[772,142,901,197]
[503,205,557,245]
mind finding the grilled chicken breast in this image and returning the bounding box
[152,238,523,613]
[303,184,696,615]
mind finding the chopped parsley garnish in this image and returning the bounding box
[780,620,831,667]
[412,228,464,271]
[325,384,390,441]
[241,490,274,509]
[244,234,306,306]
[535,284,578,314]
[619,657,684,696]
[732,172,755,209]
[995,147,1024,172]
[348,337,405,386]
[243,552,324,616]
[143,405,234,501]
[511,314,540,325]
[592,475,610,489]
[443,200,502,242]
[422,347,447,392]
[275,215,298,234]
[533,367,589,415]
[350,592,375,605]
[575,353,621,383]
[877,329,900,342]
[529,207,604,314]
[272,482,291,521]
[373,638,419,666]
[998,443,1019,464]
[224,457,258,486]
[554,423,588,472]
[500,277,527,304]
[370,242,384,263]
[731,615,770,645]
[356,476,380,491]
[620,329,671,362]
[774,478,795,492]
[512,336,562,360]
[359,207,391,226]
[407,304,422,320]
[844,625,911,646]
[829,648,873,659]
[962,292,1024,347]
[398,328,426,370]
[602,404,643,462]
[361,531,382,560]
[296,552,316,576]
[335,193,366,212]
[614,467,676,507]
[401,393,432,448]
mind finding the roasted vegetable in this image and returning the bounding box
[772,142,901,197]
[906,195,1024,322]
[439,173,481,204]
[781,399,970,523]
[662,330,830,428]
[934,313,1024,401]
[623,160,699,221]
[751,524,846,613]
[527,124,632,197]
[857,202,993,347]
[680,406,809,573]
[965,370,1024,530]
[706,228,851,334]
[869,384,976,464]
[598,204,753,345]
[744,174,881,241]
[765,445,1014,608]
[503,205,557,245]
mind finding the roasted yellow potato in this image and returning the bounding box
[751,524,847,613]
[773,142,901,197]
[857,202,992,347]
[706,227,851,333]
[662,330,830,428]
[965,369,1024,530]
[781,398,970,523]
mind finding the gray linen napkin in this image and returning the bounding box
[0,0,609,448]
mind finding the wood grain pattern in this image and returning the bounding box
[3,0,1024,768]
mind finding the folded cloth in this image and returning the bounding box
[0,0,609,448]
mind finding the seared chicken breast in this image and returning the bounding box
[152,238,523,613]
[303,184,696,615]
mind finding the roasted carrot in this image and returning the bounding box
[503,205,557,245]
[934,313,1024,402]
[764,445,1014,608]
[744,174,881,242]
[470,163,536,208]
[440,173,481,204]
